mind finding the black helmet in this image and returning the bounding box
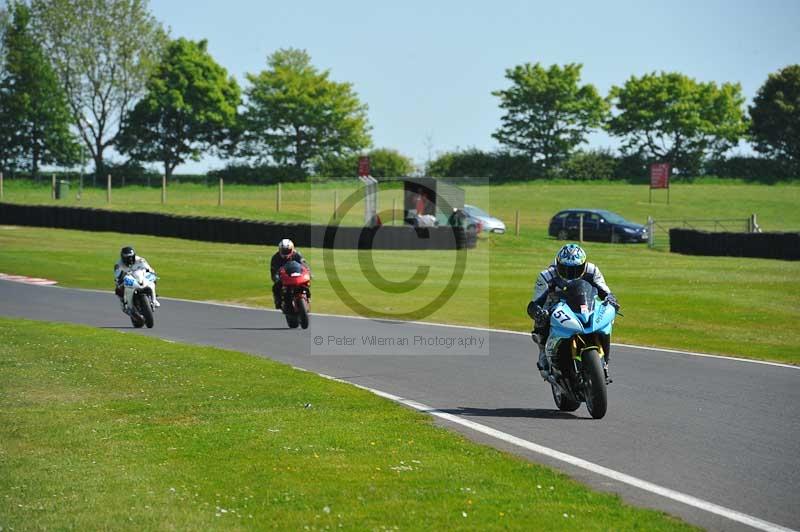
[120,246,136,266]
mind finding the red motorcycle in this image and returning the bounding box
[278,260,311,329]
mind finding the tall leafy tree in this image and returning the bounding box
[749,65,800,172]
[241,48,371,173]
[316,147,414,178]
[0,2,77,177]
[0,5,8,66]
[30,0,166,178]
[492,62,608,172]
[0,6,12,171]
[607,72,748,174]
[118,38,240,180]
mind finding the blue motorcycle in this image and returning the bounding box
[535,279,616,419]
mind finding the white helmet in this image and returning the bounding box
[278,238,295,258]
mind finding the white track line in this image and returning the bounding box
[315,371,797,532]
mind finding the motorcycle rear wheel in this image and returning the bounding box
[551,382,580,412]
[582,349,607,419]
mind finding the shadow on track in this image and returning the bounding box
[440,407,581,420]
[210,327,292,331]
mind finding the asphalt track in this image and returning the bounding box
[1,279,798,531]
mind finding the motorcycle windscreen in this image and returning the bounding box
[283,261,303,275]
[565,279,596,318]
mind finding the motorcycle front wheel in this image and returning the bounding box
[137,293,154,329]
[297,296,309,329]
[582,349,607,419]
[285,311,299,329]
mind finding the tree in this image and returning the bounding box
[0,2,77,177]
[0,5,9,66]
[607,72,748,175]
[118,38,240,180]
[749,65,800,172]
[241,48,371,173]
[30,0,166,179]
[492,62,608,172]
[316,148,414,178]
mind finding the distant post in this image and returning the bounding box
[515,209,520,236]
[333,190,338,220]
[106,174,111,203]
[161,175,166,204]
[392,198,397,225]
[276,183,282,212]
[51,174,56,200]
[0,172,4,201]
[218,178,224,206]
[647,216,654,248]
[578,213,584,242]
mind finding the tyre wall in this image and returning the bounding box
[669,228,799,260]
[0,203,476,250]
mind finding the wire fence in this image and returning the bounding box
[647,215,759,249]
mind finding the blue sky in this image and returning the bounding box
[149,0,800,173]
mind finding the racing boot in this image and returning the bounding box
[152,295,161,308]
[603,360,613,384]
[119,298,130,315]
[537,350,550,379]
[532,332,549,379]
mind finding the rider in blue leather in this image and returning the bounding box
[527,244,618,377]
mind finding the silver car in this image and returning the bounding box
[464,204,506,234]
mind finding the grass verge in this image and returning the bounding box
[0,317,697,530]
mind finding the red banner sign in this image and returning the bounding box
[358,156,371,177]
[650,163,670,189]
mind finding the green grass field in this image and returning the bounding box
[0,317,697,530]
[1,224,798,363]
[3,178,799,232]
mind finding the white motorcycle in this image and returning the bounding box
[122,269,158,328]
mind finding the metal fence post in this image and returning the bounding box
[333,191,338,220]
[51,174,56,200]
[276,183,281,212]
[218,177,224,206]
[0,171,3,201]
[515,209,520,236]
[578,213,584,242]
[107,174,111,203]
[647,216,654,248]
[161,175,166,204]
[392,197,396,225]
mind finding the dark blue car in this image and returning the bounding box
[548,209,648,243]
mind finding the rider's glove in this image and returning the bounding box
[605,293,620,310]
[532,305,549,324]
